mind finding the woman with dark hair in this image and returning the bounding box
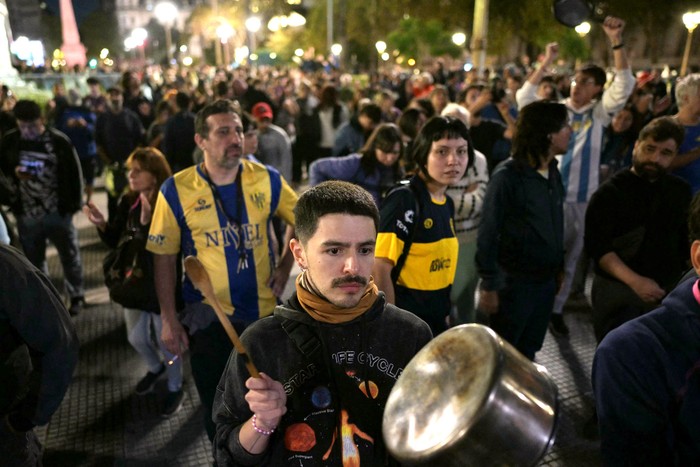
[84,147,185,416]
[308,123,403,205]
[476,100,568,360]
[374,116,472,334]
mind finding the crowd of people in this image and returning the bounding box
[1,13,700,465]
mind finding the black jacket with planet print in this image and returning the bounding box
[212,291,432,466]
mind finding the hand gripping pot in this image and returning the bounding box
[383,324,559,466]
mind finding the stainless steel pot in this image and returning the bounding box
[383,324,559,466]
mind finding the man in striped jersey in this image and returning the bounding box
[516,16,636,337]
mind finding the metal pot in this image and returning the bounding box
[383,324,559,467]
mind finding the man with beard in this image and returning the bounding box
[585,117,691,344]
[147,99,298,441]
[212,181,432,466]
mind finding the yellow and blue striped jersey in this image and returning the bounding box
[146,160,297,323]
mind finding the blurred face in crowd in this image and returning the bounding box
[108,91,123,113]
[570,72,602,108]
[243,127,258,156]
[611,108,634,134]
[128,160,157,194]
[18,118,45,141]
[375,142,402,168]
[548,122,573,156]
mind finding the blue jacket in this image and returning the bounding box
[594,276,700,466]
[55,106,97,160]
[309,153,400,206]
[332,117,365,157]
[476,158,564,290]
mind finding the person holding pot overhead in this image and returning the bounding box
[476,101,567,360]
[309,123,404,206]
[373,116,473,335]
[84,147,185,417]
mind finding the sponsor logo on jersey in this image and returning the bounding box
[148,233,166,246]
[396,219,409,235]
[194,198,212,212]
[404,209,414,223]
[423,218,433,229]
[429,257,451,272]
[204,222,263,250]
[250,191,266,210]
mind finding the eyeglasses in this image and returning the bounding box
[571,78,596,87]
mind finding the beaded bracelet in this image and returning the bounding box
[252,414,276,436]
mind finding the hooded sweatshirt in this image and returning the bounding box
[213,292,432,466]
[593,276,700,466]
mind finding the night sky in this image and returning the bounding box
[43,0,102,25]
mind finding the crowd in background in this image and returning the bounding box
[2,23,700,463]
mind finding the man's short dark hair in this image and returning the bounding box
[13,100,41,121]
[637,116,685,151]
[175,91,191,111]
[359,103,382,124]
[294,181,379,245]
[195,99,239,138]
[86,77,101,86]
[578,63,607,87]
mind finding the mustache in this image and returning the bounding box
[331,275,368,288]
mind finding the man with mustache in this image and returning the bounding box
[212,181,432,466]
[146,99,298,441]
[585,117,692,345]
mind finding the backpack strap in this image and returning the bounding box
[389,179,421,283]
[275,315,322,359]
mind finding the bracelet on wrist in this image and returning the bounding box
[252,414,276,436]
[611,42,624,50]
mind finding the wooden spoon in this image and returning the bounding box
[184,255,260,378]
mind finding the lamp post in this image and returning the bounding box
[574,22,591,68]
[375,40,386,72]
[154,1,178,63]
[216,22,234,66]
[330,43,342,69]
[245,16,261,62]
[681,11,700,77]
[131,27,148,64]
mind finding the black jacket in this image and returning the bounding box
[477,158,565,289]
[212,292,432,466]
[0,128,83,216]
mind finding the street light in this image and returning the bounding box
[330,43,342,69]
[131,27,148,63]
[681,11,700,77]
[574,21,591,37]
[154,1,178,63]
[375,40,386,71]
[216,22,234,66]
[452,32,466,47]
[245,16,261,59]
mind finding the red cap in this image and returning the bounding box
[252,102,273,120]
